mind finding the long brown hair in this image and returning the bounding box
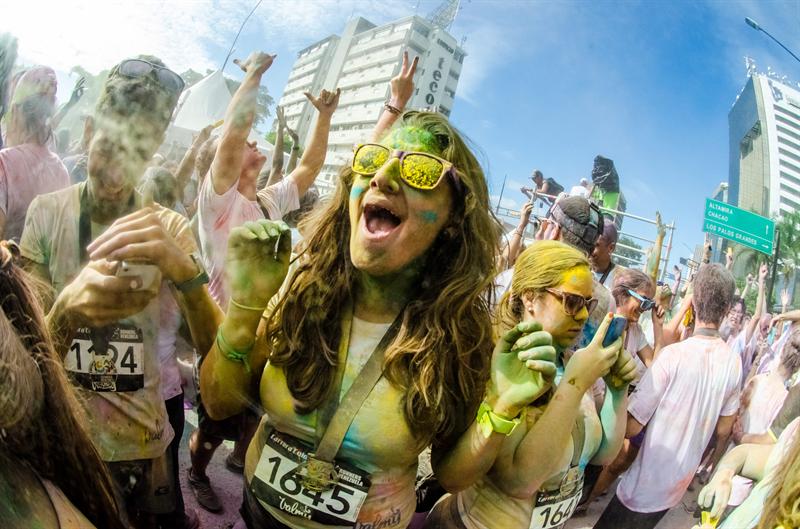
[0,242,126,529]
[267,111,500,448]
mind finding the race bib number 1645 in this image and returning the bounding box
[251,429,371,527]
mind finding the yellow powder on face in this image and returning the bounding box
[560,266,593,296]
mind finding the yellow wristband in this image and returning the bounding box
[476,401,521,438]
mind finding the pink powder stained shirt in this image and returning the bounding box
[0,143,69,242]
[197,175,299,307]
[617,336,742,512]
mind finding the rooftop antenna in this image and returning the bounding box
[426,0,460,30]
[221,0,263,71]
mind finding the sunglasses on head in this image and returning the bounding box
[351,143,462,192]
[116,59,185,95]
[545,288,598,316]
[627,289,656,311]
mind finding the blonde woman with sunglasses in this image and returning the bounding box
[425,240,637,529]
[200,111,556,529]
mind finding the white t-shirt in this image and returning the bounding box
[197,175,299,307]
[757,329,791,376]
[625,322,650,383]
[730,329,758,384]
[617,336,741,512]
[0,143,69,241]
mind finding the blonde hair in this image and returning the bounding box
[757,420,800,529]
[496,240,590,331]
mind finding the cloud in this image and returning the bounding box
[1,0,414,76]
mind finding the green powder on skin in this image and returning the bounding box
[384,126,438,154]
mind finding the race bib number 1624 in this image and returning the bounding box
[65,326,144,392]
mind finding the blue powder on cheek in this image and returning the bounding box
[350,184,367,199]
[419,210,438,224]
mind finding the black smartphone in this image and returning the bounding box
[602,316,627,347]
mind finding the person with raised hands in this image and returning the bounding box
[371,50,419,142]
[19,54,219,529]
[425,240,634,529]
[200,110,554,529]
[729,263,770,384]
[197,50,340,307]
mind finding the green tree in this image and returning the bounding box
[264,130,300,154]
[615,235,644,268]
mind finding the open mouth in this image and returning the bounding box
[363,204,402,236]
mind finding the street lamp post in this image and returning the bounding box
[745,17,800,64]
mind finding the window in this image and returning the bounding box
[740,137,753,157]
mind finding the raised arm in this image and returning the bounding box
[285,126,300,173]
[645,212,666,281]
[507,202,532,267]
[371,51,418,142]
[211,51,275,194]
[697,442,775,518]
[740,273,754,299]
[267,106,286,187]
[51,76,85,130]
[174,124,214,201]
[199,219,291,419]
[285,89,340,197]
[663,292,692,346]
[744,263,768,343]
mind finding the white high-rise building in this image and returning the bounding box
[729,68,800,217]
[277,15,465,192]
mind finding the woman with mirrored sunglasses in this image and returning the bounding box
[584,267,663,506]
[200,111,559,529]
[426,240,636,529]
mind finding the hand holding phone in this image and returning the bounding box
[602,315,627,347]
[116,261,161,291]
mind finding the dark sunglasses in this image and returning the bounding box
[116,59,185,95]
[627,289,656,311]
[351,143,462,193]
[545,288,598,316]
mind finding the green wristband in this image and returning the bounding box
[216,328,252,373]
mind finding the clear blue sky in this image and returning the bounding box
[6,0,800,272]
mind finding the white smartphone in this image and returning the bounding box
[116,261,161,291]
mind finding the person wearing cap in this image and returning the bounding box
[536,195,613,351]
[591,221,622,290]
[0,65,69,242]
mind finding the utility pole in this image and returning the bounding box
[495,174,507,214]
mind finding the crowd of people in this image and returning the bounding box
[1,30,799,529]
